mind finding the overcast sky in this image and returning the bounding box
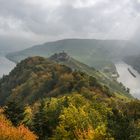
[0,0,140,52]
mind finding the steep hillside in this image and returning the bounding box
[0,56,131,105]
[6,39,139,70]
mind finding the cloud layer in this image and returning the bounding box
[0,0,140,50]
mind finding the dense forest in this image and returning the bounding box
[0,56,140,140]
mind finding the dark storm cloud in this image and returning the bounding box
[0,0,140,50]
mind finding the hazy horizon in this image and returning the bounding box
[0,0,140,52]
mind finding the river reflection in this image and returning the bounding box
[115,61,140,99]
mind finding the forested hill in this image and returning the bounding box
[0,56,140,140]
[0,55,131,105]
[0,56,112,105]
[0,55,140,140]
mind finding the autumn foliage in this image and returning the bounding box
[0,109,37,140]
[0,57,140,140]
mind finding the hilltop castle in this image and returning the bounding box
[50,51,70,61]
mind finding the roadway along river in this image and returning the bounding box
[115,61,140,99]
[0,55,16,78]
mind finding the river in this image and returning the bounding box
[0,55,16,78]
[115,61,140,99]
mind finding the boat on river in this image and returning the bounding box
[128,68,136,78]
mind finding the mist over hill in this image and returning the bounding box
[6,39,140,70]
